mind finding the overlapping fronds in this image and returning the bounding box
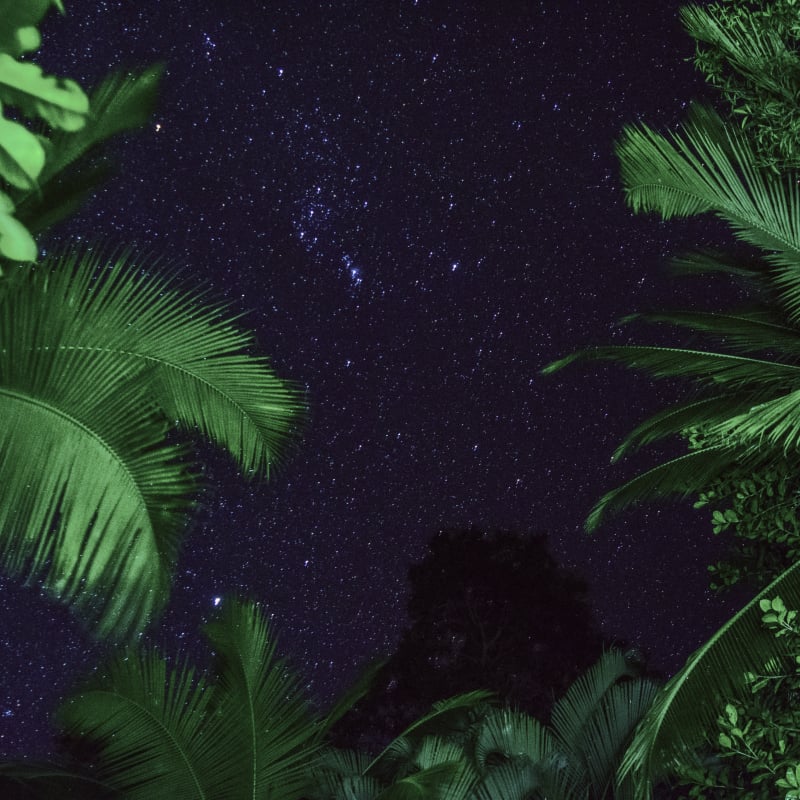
[618,559,800,799]
[548,650,659,800]
[610,393,758,462]
[622,309,800,355]
[586,447,738,532]
[0,244,301,638]
[58,651,212,800]
[57,599,321,800]
[615,104,800,320]
[366,691,494,778]
[200,599,320,800]
[544,344,800,388]
[15,65,164,236]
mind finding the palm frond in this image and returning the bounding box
[611,393,758,462]
[618,559,800,800]
[575,679,661,800]
[622,310,800,356]
[542,344,800,389]
[58,599,322,800]
[367,692,494,778]
[615,104,800,321]
[704,387,800,453]
[14,65,163,234]
[473,758,571,800]
[680,3,791,95]
[586,446,738,532]
[667,249,766,281]
[57,650,212,800]
[43,64,164,180]
[0,375,194,639]
[550,650,635,758]
[474,709,556,772]
[376,763,462,800]
[27,244,304,477]
[200,599,321,800]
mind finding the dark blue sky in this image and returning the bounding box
[0,0,750,758]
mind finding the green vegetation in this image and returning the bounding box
[6,0,800,797]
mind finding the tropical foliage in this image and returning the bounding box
[0,244,303,639]
[0,1,162,269]
[671,597,800,799]
[0,0,87,261]
[312,649,660,800]
[684,0,800,172]
[542,3,800,796]
[0,599,329,800]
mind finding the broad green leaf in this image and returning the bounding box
[0,52,88,131]
[0,106,45,188]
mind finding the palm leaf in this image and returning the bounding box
[58,599,322,800]
[618,559,800,800]
[667,249,767,281]
[572,679,660,800]
[0,344,194,638]
[27,244,304,476]
[375,763,462,800]
[703,387,800,453]
[542,344,800,389]
[680,3,791,96]
[550,650,636,758]
[367,692,494,779]
[586,446,738,532]
[615,104,800,321]
[610,393,759,462]
[200,598,321,800]
[474,709,556,772]
[14,65,163,234]
[621,309,800,356]
[57,650,213,800]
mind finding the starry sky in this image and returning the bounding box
[0,0,755,759]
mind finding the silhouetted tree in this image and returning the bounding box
[332,527,608,751]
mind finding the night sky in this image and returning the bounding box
[0,0,753,759]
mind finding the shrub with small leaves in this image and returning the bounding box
[672,596,800,799]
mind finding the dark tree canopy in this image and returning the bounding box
[332,527,607,750]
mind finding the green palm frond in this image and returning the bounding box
[474,709,556,773]
[622,310,800,355]
[615,104,800,320]
[57,599,322,800]
[611,393,758,462]
[667,249,767,281]
[376,763,462,800]
[618,560,800,800]
[24,245,304,476]
[57,650,212,800]
[367,691,494,779]
[586,446,738,532]
[680,3,790,96]
[575,678,660,800]
[704,387,800,454]
[0,244,301,637]
[547,649,659,799]
[0,356,194,639]
[543,344,800,388]
[473,758,569,800]
[550,650,636,757]
[200,599,321,800]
